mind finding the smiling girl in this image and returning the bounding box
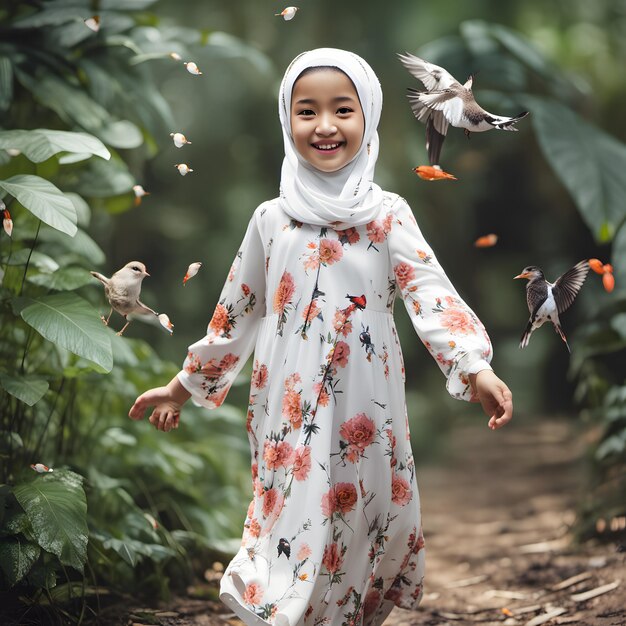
[130,48,513,626]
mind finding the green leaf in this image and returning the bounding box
[98,120,143,149]
[1,249,60,272]
[0,375,49,406]
[75,157,134,197]
[101,536,139,567]
[0,130,110,163]
[13,471,88,572]
[21,292,113,372]
[0,56,13,112]
[27,267,95,291]
[0,175,77,236]
[0,430,24,454]
[0,537,40,587]
[527,96,626,242]
[66,192,91,227]
[40,227,105,264]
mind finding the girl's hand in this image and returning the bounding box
[129,377,191,432]
[470,369,513,430]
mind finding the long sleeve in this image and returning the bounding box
[177,207,266,408]
[387,196,492,401]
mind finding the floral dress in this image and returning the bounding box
[177,192,492,626]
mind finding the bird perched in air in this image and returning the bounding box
[170,132,192,148]
[183,262,202,285]
[276,7,299,20]
[398,52,529,174]
[514,260,589,352]
[90,261,157,336]
[175,163,193,176]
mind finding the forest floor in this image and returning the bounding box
[103,416,624,626]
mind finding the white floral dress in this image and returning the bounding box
[177,192,492,626]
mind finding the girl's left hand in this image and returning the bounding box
[470,370,513,430]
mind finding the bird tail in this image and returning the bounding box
[519,320,534,349]
[553,320,571,353]
[90,271,108,285]
[493,110,530,131]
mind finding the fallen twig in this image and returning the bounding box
[524,607,567,626]
[444,574,489,588]
[550,571,592,591]
[570,580,620,602]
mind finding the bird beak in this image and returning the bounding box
[145,271,150,277]
[514,272,529,280]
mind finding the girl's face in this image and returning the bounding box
[290,69,365,172]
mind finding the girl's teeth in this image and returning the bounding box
[316,143,340,150]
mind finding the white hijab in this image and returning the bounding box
[278,48,384,229]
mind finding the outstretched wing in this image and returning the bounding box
[552,260,589,314]
[135,299,158,317]
[407,88,464,127]
[397,52,460,91]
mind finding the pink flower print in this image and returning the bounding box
[246,500,255,520]
[262,488,278,517]
[336,227,360,245]
[285,372,301,389]
[332,308,353,337]
[322,482,358,518]
[383,586,402,603]
[363,589,381,617]
[263,440,294,470]
[331,340,350,368]
[251,462,258,480]
[322,543,343,574]
[382,211,393,234]
[440,306,476,335]
[184,351,202,374]
[251,360,268,390]
[318,238,343,265]
[243,582,263,605]
[297,543,312,561]
[208,303,231,335]
[292,445,312,481]
[391,474,412,506]
[248,518,261,538]
[366,220,386,244]
[394,262,416,291]
[302,298,321,323]
[340,413,376,461]
[254,478,264,497]
[200,352,239,379]
[282,388,302,429]
[273,271,295,315]
[313,381,330,407]
[241,283,250,296]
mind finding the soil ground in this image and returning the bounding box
[85,417,626,625]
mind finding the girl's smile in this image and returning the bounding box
[290,69,365,172]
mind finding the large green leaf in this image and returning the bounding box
[0,538,40,587]
[75,157,134,197]
[0,175,77,236]
[527,96,626,242]
[40,227,106,264]
[27,267,95,291]
[20,292,113,372]
[0,129,110,163]
[13,471,88,572]
[0,375,49,406]
[0,56,13,112]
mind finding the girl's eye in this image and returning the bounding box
[337,107,353,115]
[297,109,315,116]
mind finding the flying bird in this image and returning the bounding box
[2,203,12,237]
[90,261,157,336]
[277,538,291,558]
[514,260,589,352]
[398,52,529,172]
[132,184,149,206]
[474,233,498,248]
[276,7,299,20]
[84,16,100,32]
[413,165,457,181]
[158,313,174,334]
[31,463,53,473]
[183,262,202,285]
[175,163,193,176]
[184,61,202,75]
[170,132,192,148]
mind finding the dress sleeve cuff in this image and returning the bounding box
[176,370,215,409]
[445,350,493,401]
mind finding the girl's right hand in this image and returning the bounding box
[129,377,191,432]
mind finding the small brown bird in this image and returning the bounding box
[90,261,157,336]
[514,260,589,352]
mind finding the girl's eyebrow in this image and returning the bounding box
[294,95,357,105]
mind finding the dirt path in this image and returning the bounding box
[110,417,624,626]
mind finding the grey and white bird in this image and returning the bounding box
[90,261,157,336]
[514,260,589,352]
[398,52,529,167]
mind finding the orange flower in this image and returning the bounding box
[394,262,416,290]
[318,238,343,265]
[336,227,360,245]
[440,307,475,335]
[282,388,302,429]
[273,271,295,315]
[262,488,278,517]
[366,220,386,244]
[313,381,330,407]
[322,542,343,573]
[263,440,294,470]
[331,341,351,368]
[302,299,321,323]
[292,445,311,481]
[251,361,268,390]
[242,582,263,605]
[588,258,604,274]
[208,303,230,335]
[248,518,261,538]
[339,413,376,454]
[391,474,412,506]
[333,482,358,514]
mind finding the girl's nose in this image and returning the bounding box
[316,116,337,136]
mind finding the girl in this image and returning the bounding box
[130,48,513,626]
